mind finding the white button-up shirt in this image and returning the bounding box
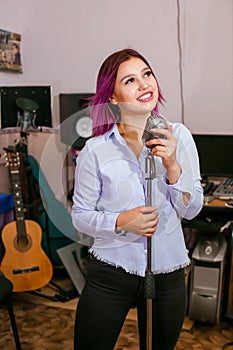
[72,122,203,276]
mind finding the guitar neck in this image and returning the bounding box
[11,170,27,238]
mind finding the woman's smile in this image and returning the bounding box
[137,91,154,102]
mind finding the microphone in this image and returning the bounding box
[16,97,39,138]
[142,114,168,146]
[21,112,30,133]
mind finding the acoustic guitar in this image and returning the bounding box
[0,150,53,292]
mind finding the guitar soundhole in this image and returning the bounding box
[14,235,32,252]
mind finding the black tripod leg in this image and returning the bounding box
[7,298,22,350]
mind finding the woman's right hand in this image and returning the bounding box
[116,206,159,237]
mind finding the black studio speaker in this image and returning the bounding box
[59,93,94,150]
[0,86,52,128]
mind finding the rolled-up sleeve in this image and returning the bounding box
[164,124,203,220]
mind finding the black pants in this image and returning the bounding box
[74,256,186,350]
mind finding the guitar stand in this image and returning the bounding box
[28,280,78,302]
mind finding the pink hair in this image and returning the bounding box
[89,48,165,136]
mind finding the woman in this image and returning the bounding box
[71,48,203,350]
[12,43,21,66]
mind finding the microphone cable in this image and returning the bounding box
[176,0,185,125]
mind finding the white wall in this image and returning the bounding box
[0,0,232,132]
[181,0,233,133]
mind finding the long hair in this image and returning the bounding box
[90,48,165,136]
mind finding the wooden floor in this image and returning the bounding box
[0,289,233,350]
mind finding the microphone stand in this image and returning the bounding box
[144,149,156,350]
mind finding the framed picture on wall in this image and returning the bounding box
[0,29,22,73]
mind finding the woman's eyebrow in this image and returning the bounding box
[120,66,150,82]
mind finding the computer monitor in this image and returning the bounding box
[192,134,233,178]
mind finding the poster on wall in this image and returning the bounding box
[0,29,22,73]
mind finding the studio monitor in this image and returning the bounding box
[59,93,94,150]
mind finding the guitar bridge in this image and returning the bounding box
[13,266,39,274]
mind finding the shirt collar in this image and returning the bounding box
[105,124,122,142]
[105,123,149,158]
